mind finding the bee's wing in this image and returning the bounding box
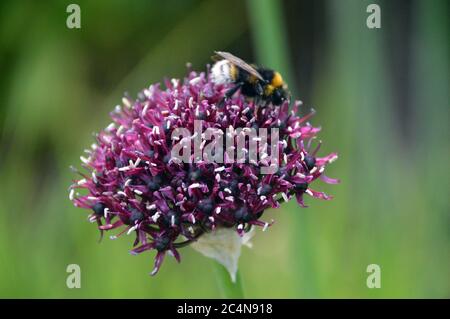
[214,51,264,81]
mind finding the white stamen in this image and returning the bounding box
[134,157,141,167]
[106,123,116,131]
[122,97,132,108]
[215,207,221,214]
[171,215,175,227]
[80,156,90,165]
[189,76,201,85]
[69,189,75,200]
[151,212,161,222]
[305,189,313,196]
[309,167,317,174]
[124,179,132,187]
[116,125,124,136]
[281,192,289,202]
[214,166,225,172]
[142,104,149,117]
[103,208,109,218]
[127,225,138,235]
[92,172,98,184]
[175,200,184,206]
[263,223,269,232]
[329,155,338,163]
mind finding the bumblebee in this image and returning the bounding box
[211,51,289,106]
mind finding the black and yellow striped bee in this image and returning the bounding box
[211,51,289,106]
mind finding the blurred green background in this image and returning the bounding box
[0,0,448,298]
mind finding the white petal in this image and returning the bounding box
[190,227,255,283]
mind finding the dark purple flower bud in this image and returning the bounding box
[304,154,316,170]
[129,208,144,225]
[154,236,170,252]
[198,198,215,215]
[294,182,308,193]
[259,184,272,196]
[234,206,253,223]
[92,202,106,216]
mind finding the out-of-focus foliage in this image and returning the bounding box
[0,0,448,298]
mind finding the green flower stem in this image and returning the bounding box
[247,0,318,296]
[213,261,244,298]
[246,0,296,96]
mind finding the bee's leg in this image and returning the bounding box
[253,83,265,115]
[226,83,244,99]
[255,82,264,97]
[218,82,243,107]
[254,96,260,116]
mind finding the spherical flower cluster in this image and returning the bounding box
[69,66,338,276]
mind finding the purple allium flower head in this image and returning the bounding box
[69,65,339,276]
